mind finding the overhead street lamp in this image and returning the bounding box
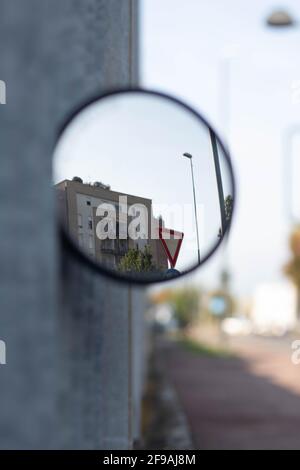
[266,9,296,28]
[183,152,201,265]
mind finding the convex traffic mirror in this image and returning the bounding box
[53,89,235,284]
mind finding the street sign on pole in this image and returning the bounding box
[158,227,184,269]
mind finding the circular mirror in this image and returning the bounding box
[53,89,235,284]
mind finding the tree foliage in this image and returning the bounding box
[170,288,200,329]
[284,226,300,289]
[118,245,156,273]
[218,195,233,239]
[225,195,233,223]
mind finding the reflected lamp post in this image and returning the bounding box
[183,152,201,264]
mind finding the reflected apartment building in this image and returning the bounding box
[55,178,168,271]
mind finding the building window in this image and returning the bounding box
[101,239,115,251]
[86,200,91,206]
[119,239,128,254]
[77,214,83,228]
[78,233,83,247]
[119,222,127,239]
[102,254,116,268]
[88,216,93,230]
[89,235,93,250]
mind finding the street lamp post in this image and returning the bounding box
[265,11,299,223]
[183,152,201,264]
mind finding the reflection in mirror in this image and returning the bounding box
[53,91,234,283]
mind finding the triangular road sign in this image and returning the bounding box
[159,227,184,269]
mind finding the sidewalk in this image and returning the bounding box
[161,335,300,450]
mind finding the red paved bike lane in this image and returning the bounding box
[162,337,300,450]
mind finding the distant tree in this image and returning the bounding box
[218,195,233,239]
[150,288,174,304]
[284,226,300,319]
[119,245,156,273]
[72,176,83,183]
[225,195,233,223]
[171,288,200,330]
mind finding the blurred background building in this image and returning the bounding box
[142,0,300,334]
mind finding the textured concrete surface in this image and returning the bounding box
[0,0,142,449]
[143,336,193,450]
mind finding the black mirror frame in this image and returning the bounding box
[55,87,236,286]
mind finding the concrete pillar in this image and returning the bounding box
[0,0,142,449]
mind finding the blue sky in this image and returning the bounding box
[141,0,300,295]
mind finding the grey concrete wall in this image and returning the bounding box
[0,0,143,449]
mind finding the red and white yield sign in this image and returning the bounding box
[159,227,184,269]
